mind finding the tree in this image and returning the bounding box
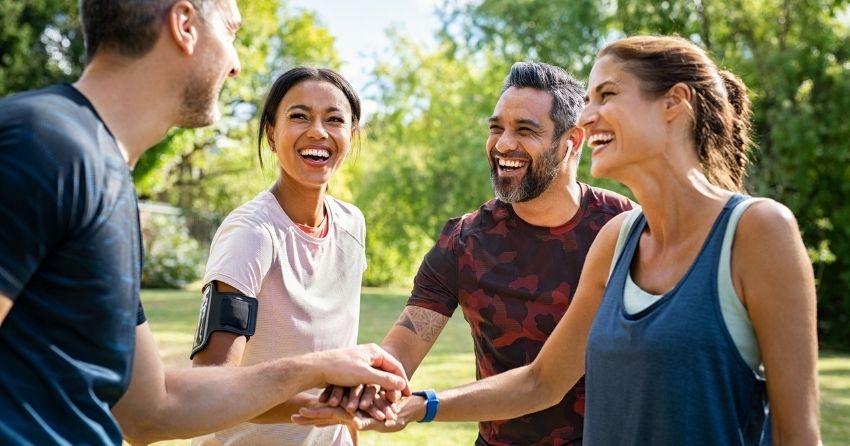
[0,0,83,96]
[438,0,850,347]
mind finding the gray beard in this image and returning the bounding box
[491,139,562,203]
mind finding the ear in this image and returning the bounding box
[167,0,201,56]
[563,126,585,161]
[265,123,276,151]
[664,82,693,122]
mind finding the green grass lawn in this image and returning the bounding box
[139,288,849,446]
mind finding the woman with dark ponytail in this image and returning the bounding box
[298,35,820,446]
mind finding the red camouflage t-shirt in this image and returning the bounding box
[408,182,633,446]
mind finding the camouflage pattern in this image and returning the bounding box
[408,183,633,446]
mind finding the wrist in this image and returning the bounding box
[278,353,323,391]
[411,389,439,422]
[399,393,427,424]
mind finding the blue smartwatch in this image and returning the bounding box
[412,389,439,422]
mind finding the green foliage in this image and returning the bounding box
[141,213,205,289]
[433,0,850,348]
[0,0,84,95]
[352,35,504,285]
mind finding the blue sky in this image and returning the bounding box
[287,0,443,92]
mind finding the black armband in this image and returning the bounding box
[190,284,258,359]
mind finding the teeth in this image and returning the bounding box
[299,148,330,158]
[497,158,527,168]
[588,132,615,145]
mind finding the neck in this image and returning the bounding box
[511,170,582,227]
[625,165,731,246]
[271,178,326,227]
[73,55,179,167]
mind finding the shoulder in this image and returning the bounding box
[582,184,635,216]
[213,194,277,244]
[0,84,105,164]
[458,198,509,234]
[734,198,800,247]
[326,195,366,244]
[326,196,365,227]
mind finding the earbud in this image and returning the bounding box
[567,140,574,151]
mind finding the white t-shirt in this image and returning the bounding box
[192,191,366,446]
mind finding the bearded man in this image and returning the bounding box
[318,61,633,445]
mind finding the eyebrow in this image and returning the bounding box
[488,116,543,130]
[584,80,618,102]
[287,104,345,114]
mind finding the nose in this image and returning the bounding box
[307,120,329,140]
[493,131,517,154]
[228,49,241,77]
[578,103,597,128]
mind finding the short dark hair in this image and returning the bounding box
[257,67,362,168]
[501,61,585,142]
[79,0,215,61]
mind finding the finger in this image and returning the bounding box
[319,386,335,404]
[297,406,353,422]
[327,386,346,407]
[291,415,346,427]
[365,400,387,421]
[366,345,410,394]
[385,389,402,404]
[372,394,394,421]
[345,385,364,414]
[359,385,378,411]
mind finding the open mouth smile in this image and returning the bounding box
[495,156,528,175]
[298,147,331,165]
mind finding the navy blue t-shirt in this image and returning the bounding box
[0,84,145,445]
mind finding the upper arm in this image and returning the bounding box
[191,281,248,367]
[532,212,626,395]
[388,219,462,375]
[381,305,450,376]
[0,293,12,327]
[733,200,819,440]
[112,322,168,442]
[0,127,64,306]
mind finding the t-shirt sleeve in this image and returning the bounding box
[0,124,68,299]
[136,301,147,325]
[407,217,462,317]
[203,217,274,297]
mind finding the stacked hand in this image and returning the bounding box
[292,384,425,433]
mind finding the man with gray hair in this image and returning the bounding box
[0,1,408,445]
[305,61,632,445]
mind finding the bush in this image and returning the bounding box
[141,213,206,289]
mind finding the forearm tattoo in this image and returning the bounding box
[395,306,449,343]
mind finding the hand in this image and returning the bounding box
[292,406,408,433]
[320,385,400,422]
[293,393,426,433]
[313,344,411,396]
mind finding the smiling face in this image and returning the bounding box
[267,80,353,190]
[579,55,668,180]
[486,87,566,203]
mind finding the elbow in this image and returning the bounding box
[526,354,583,412]
[121,423,159,446]
[119,409,183,446]
[526,362,564,412]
